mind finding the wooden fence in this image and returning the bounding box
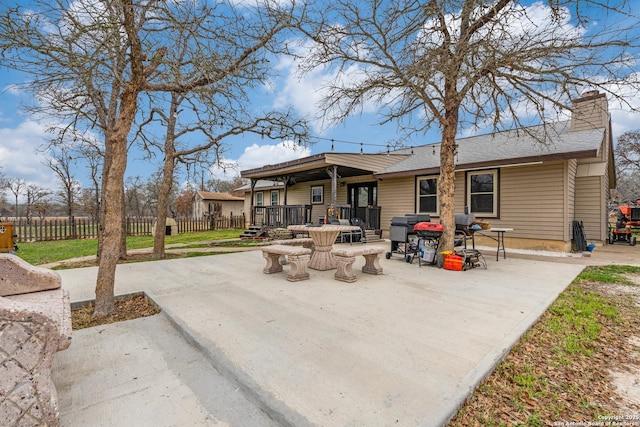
[8,214,245,243]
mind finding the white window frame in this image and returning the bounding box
[416,175,439,216]
[311,185,324,204]
[466,169,498,217]
[255,191,264,207]
[271,190,279,205]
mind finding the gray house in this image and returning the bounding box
[241,91,614,252]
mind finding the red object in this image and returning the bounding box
[443,254,464,271]
[413,222,443,232]
[620,206,631,216]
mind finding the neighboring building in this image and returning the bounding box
[193,191,245,219]
[240,91,615,252]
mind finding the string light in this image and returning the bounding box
[270,133,419,154]
[311,135,393,150]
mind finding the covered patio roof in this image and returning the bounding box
[240,152,409,183]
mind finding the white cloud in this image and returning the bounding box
[611,107,640,139]
[0,120,57,190]
[209,140,311,179]
[273,41,384,134]
[3,84,21,96]
[604,75,640,140]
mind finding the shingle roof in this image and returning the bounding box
[378,121,605,176]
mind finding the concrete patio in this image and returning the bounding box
[51,244,600,426]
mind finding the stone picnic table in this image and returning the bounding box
[287,224,362,271]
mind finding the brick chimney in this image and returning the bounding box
[571,90,609,132]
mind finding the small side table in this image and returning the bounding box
[489,228,513,261]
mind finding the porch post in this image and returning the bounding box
[327,165,338,221]
[283,176,289,226]
[283,176,289,205]
[249,179,256,226]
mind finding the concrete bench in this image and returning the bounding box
[270,237,314,249]
[1,254,72,427]
[332,245,386,283]
[261,245,312,282]
[270,238,315,265]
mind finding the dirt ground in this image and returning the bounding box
[450,243,640,425]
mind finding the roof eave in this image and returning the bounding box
[240,154,329,179]
[374,149,600,179]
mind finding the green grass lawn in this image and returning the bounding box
[450,264,640,425]
[15,229,244,265]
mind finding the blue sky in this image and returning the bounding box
[1,0,639,198]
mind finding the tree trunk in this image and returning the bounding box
[437,108,459,265]
[94,133,128,318]
[153,94,180,259]
[153,157,176,259]
[120,191,127,260]
[93,89,138,318]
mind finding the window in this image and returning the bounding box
[417,176,438,215]
[311,185,324,204]
[467,170,498,216]
[271,190,279,205]
[255,192,264,207]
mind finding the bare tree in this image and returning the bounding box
[141,94,307,258]
[299,0,640,259]
[46,147,82,221]
[0,0,170,317]
[206,176,247,195]
[174,185,196,219]
[77,188,99,219]
[124,0,309,259]
[31,199,51,220]
[0,0,308,316]
[76,136,104,224]
[6,178,25,220]
[615,130,640,173]
[124,175,155,217]
[0,166,6,218]
[614,130,640,203]
[24,184,51,224]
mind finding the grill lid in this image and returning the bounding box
[414,222,443,232]
[455,213,476,226]
[391,216,414,226]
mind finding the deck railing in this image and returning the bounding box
[363,206,381,230]
[254,204,381,230]
[252,205,312,228]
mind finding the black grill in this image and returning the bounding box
[387,214,431,263]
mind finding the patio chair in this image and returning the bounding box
[330,219,361,244]
[349,217,365,243]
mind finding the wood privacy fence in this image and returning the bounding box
[9,214,245,243]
